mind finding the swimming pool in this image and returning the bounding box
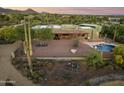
[93,43,115,52]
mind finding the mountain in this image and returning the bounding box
[22,8,39,14]
[0,7,19,13]
[0,7,39,14]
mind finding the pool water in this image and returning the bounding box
[94,44,115,52]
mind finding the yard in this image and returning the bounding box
[12,39,124,86]
[12,58,124,86]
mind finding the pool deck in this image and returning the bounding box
[83,41,105,47]
[83,41,116,48]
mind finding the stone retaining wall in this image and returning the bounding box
[87,74,124,86]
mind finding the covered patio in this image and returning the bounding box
[53,30,89,39]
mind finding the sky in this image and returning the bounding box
[6,7,124,15]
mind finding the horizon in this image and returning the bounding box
[4,7,124,15]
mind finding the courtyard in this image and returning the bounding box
[32,40,92,57]
[15,40,93,58]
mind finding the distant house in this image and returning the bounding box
[32,24,102,40]
[109,17,120,24]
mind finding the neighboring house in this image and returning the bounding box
[108,17,120,24]
[32,24,102,40]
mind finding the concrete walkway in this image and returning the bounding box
[0,41,35,86]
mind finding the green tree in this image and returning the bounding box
[101,24,124,43]
[0,26,17,42]
[86,51,105,69]
[15,26,25,40]
[34,28,54,45]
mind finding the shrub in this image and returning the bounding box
[113,45,124,68]
[113,45,124,59]
[45,62,54,71]
[115,55,124,65]
[86,51,105,69]
[31,71,44,83]
[84,80,91,86]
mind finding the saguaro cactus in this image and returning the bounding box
[24,17,33,74]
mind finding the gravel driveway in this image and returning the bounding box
[0,41,35,86]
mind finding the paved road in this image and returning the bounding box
[0,41,35,86]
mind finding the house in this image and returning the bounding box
[32,24,102,40]
[108,17,120,24]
